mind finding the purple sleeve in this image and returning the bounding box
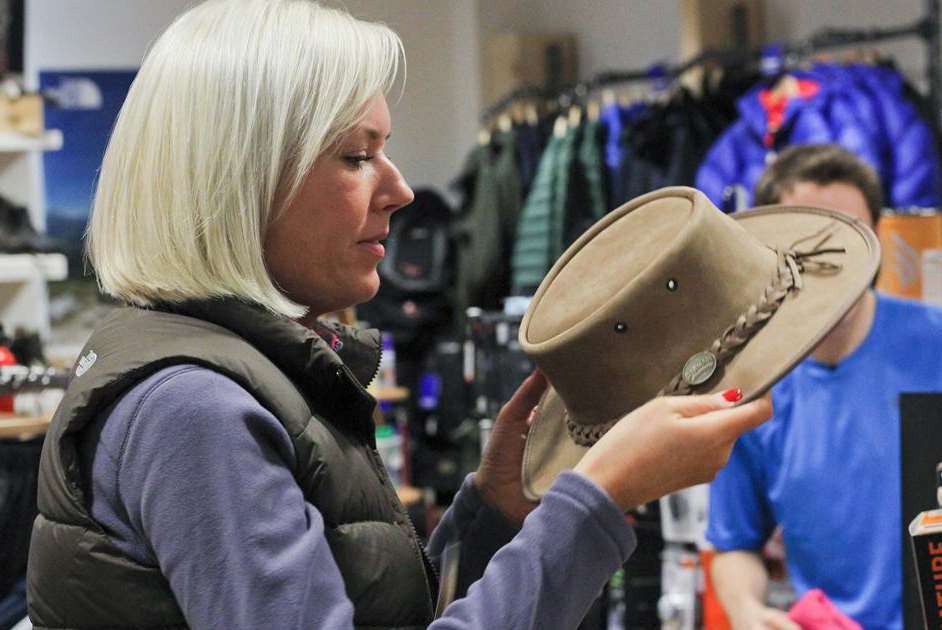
[85,365,635,630]
[84,365,355,629]
[430,471,636,630]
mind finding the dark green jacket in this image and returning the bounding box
[27,299,435,629]
[454,132,523,316]
[511,124,580,293]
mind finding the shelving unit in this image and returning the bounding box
[0,129,62,153]
[0,253,67,338]
[0,129,66,339]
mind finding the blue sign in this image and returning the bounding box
[40,70,136,272]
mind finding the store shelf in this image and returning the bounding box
[0,129,63,153]
[369,385,410,403]
[0,413,51,440]
[0,253,68,283]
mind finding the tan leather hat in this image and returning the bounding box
[520,186,880,500]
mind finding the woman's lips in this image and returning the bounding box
[358,240,385,258]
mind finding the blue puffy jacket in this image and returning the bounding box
[848,63,942,208]
[696,64,941,211]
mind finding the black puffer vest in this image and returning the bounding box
[27,300,436,629]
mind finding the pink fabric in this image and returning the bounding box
[788,589,862,630]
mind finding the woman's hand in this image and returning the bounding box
[473,370,548,526]
[575,391,772,512]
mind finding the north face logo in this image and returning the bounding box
[75,350,98,377]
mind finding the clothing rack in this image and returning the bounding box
[481,0,942,131]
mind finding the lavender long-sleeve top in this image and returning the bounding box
[77,365,636,629]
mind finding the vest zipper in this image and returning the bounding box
[366,336,382,388]
[406,506,442,611]
[367,443,440,607]
[339,360,440,606]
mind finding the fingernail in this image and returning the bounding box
[722,388,743,403]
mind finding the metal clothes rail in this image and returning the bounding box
[481,0,942,131]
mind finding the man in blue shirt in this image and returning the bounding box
[707,144,942,630]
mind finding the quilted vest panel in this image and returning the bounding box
[27,304,434,629]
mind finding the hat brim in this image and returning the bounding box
[522,205,880,500]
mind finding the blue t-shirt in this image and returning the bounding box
[707,293,942,630]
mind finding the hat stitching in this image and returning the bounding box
[564,223,846,447]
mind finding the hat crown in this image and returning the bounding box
[520,187,777,425]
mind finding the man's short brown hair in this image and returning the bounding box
[753,144,884,225]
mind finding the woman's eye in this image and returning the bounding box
[344,155,372,168]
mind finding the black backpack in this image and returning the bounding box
[358,189,456,349]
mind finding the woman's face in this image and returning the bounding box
[265,94,414,318]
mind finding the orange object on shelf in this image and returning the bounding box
[875,213,942,300]
[700,549,732,630]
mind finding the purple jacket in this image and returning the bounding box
[77,365,637,629]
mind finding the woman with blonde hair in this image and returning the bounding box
[26,1,770,628]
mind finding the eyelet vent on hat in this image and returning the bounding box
[666,278,678,291]
[614,322,628,334]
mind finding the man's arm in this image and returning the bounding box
[712,550,798,630]
[706,406,798,630]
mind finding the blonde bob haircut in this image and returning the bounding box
[87,0,404,318]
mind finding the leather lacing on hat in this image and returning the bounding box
[565,222,847,447]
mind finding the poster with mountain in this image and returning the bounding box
[40,69,136,276]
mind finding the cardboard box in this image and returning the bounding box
[482,33,578,107]
[680,0,765,59]
[0,94,43,137]
[876,213,942,301]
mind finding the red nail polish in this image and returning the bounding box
[723,388,743,402]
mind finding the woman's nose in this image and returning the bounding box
[381,160,414,212]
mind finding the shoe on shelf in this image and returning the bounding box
[0,197,62,254]
[10,328,47,366]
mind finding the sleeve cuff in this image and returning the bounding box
[545,470,637,561]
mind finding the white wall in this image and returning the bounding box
[25,0,481,204]
[25,0,191,79]
[477,0,929,93]
[23,0,936,208]
[763,0,927,87]
[479,1,682,80]
[336,0,481,198]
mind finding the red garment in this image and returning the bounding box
[0,345,15,412]
[788,589,862,630]
[758,78,820,146]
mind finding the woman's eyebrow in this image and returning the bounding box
[362,127,392,141]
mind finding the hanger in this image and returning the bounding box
[525,101,539,127]
[601,88,617,108]
[567,104,582,128]
[552,113,568,139]
[645,62,673,104]
[768,74,802,101]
